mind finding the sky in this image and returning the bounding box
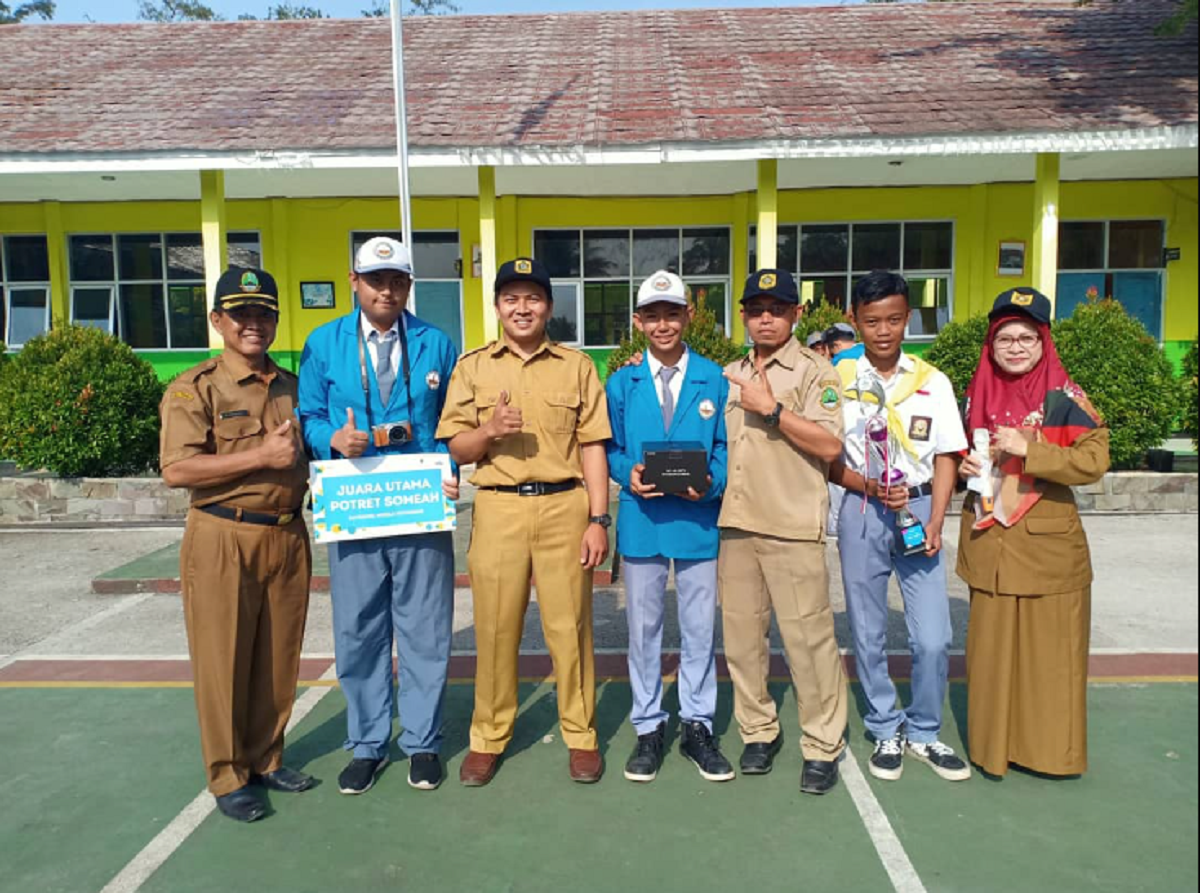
[48,0,853,25]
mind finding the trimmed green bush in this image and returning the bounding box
[793,301,851,346]
[1178,336,1198,451]
[923,314,992,398]
[606,298,744,373]
[1053,299,1184,468]
[0,325,165,476]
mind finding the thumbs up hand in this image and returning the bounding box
[331,406,370,458]
[484,390,524,441]
[260,419,299,469]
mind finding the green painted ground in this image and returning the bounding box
[1,683,1195,893]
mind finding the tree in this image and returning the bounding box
[137,0,222,21]
[238,3,327,19]
[0,0,54,24]
[362,0,460,16]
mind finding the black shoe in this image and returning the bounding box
[906,739,972,781]
[338,756,389,795]
[624,722,666,783]
[679,720,735,782]
[740,735,783,775]
[215,786,265,823]
[252,766,315,793]
[800,759,839,795]
[869,731,905,781]
[408,753,443,791]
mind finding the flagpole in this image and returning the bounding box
[389,0,414,249]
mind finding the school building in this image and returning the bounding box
[0,0,1196,379]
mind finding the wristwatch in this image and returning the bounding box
[588,513,613,529]
[762,401,784,428]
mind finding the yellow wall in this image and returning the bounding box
[2,177,1195,369]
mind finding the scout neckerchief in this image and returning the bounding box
[962,315,1103,530]
[837,353,938,462]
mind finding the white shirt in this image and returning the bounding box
[645,346,689,409]
[360,313,407,380]
[839,353,967,486]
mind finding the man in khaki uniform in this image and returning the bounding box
[720,269,849,795]
[159,267,313,823]
[436,257,612,787]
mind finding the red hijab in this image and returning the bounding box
[964,313,1073,436]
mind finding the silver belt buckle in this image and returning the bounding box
[517,483,540,496]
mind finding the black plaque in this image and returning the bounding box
[641,441,709,494]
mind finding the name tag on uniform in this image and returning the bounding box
[219,409,251,419]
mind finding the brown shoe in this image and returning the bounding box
[569,748,604,784]
[459,751,500,787]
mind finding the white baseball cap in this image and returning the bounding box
[636,270,688,309]
[355,236,413,276]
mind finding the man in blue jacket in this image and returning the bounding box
[606,270,733,783]
[298,236,460,795]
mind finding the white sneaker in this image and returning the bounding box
[906,740,972,781]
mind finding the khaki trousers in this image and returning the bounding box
[180,509,311,795]
[467,486,597,753]
[718,530,847,761]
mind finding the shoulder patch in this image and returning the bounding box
[171,389,196,401]
[820,386,840,410]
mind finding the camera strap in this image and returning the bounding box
[357,311,414,434]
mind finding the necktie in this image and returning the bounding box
[658,365,678,431]
[371,330,396,405]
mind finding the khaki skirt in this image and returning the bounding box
[966,586,1090,777]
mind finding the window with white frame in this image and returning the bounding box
[533,228,732,348]
[2,235,52,349]
[68,232,261,350]
[349,230,465,353]
[1056,219,1165,340]
[750,221,955,338]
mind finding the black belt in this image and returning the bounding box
[906,482,934,499]
[480,480,579,497]
[197,504,301,526]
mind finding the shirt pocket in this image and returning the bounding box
[475,389,500,427]
[1025,516,1073,536]
[215,415,264,446]
[541,391,580,434]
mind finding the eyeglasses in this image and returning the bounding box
[993,334,1040,350]
[743,303,793,319]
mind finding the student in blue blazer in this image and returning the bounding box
[298,237,459,796]
[606,270,734,783]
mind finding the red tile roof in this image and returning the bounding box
[0,0,1195,156]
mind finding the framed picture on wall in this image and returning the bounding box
[300,281,335,309]
[997,241,1026,277]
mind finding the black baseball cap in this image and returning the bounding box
[989,287,1052,325]
[213,267,279,313]
[494,257,553,298]
[741,268,799,305]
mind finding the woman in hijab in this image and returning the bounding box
[957,287,1109,778]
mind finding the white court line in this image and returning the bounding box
[0,593,154,672]
[839,746,928,893]
[99,663,338,893]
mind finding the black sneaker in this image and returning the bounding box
[338,756,389,795]
[408,753,443,791]
[624,722,666,783]
[680,720,735,782]
[739,734,783,775]
[869,731,905,781]
[906,740,972,781]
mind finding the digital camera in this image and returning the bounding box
[372,422,413,448]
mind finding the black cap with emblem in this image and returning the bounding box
[741,268,800,305]
[989,287,1052,325]
[213,267,280,313]
[494,257,553,299]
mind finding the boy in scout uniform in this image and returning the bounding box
[298,237,460,796]
[436,257,612,787]
[828,271,970,783]
[159,267,313,824]
[719,269,849,795]
[605,270,733,783]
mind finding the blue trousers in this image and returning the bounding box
[837,491,951,744]
[623,556,719,735]
[328,531,455,759]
